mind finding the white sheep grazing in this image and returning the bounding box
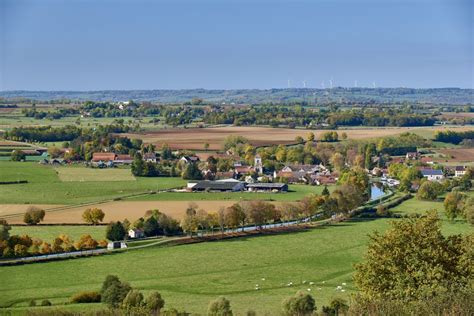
[302,280,307,284]
[307,288,311,291]
[341,289,346,292]
[336,286,342,290]
[261,278,265,281]
[309,282,314,285]
[342,282,347,286]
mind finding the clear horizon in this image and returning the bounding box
[1,0,473,90]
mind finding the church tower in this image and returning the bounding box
[254,154,263,174]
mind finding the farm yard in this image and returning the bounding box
[0,161,329,224]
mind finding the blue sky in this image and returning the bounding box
[1,0,472,90]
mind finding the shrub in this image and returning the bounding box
[40,300,52,306]
[70,291,101,304]
[29,300,36,307]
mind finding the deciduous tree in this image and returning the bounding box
[82,208,105,225]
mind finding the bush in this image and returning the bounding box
[70,291,101,304]
[29,300,37,307]
[40,300,52,306]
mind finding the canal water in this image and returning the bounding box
[370,183,385,201]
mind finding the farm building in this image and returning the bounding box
[92,153,117,162]
[180,156,200,164]
[190,180,245,192]
[115,154,133,164]
[421,169,444,181]
[246,183,288,192]
[128,228,145,239]
[107,241,127,250]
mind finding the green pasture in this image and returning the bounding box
[10,225,107,242]
[55,166,136,182]
[1,203,471,315]
[0,162,186,204]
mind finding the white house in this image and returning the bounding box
[421,169,444,181]
[454,166,467,178]
[128,228,145,239]
[143,152,157,163]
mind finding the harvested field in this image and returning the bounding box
[438,112,474,119]
[2,200,286,224]
[55,167,136,182]
[436,148,474,162]
[122,126,474,150]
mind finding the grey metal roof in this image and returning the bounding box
[193,181,243,190]
[246,183,287,188]
[421,169,443,176]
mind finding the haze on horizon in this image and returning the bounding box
[0,0,473,91]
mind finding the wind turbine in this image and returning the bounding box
[354,80,358,88]
[372,81,376,89]
[321,81,325,89]
[302,80,307,88]
[287,79,291,88]
[329,77,333,89]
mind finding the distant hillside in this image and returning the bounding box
[0,88,472,104]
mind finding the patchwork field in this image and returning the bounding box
[122,125,474,150]
[55,167,136,182]
[436,148,474,163]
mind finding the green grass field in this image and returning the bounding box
[1,207,471,315]
[0,162,186,204]
[10,225,107,242]
[0,161,326,204]
[55,167,136,182]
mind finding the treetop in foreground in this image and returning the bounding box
[354,211,473,301]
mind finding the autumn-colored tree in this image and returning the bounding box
[181,203,199,237]
[354,211,473,301]
[330,152,345,172]
[443,191,465,221]
[23,206,45,225]
[39,241,52,254]
[74,234,98,250]
[225,203,246,231]
[82,208,105,225]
